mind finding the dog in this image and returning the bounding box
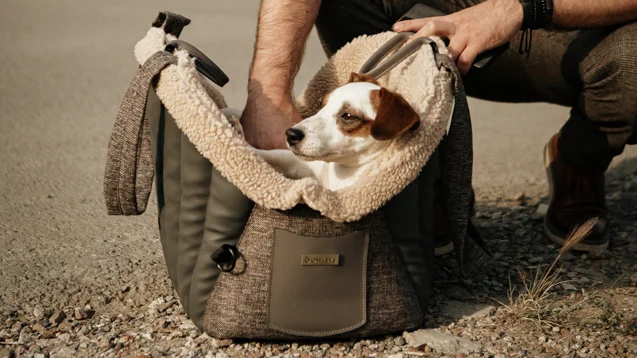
[257,72,420,191]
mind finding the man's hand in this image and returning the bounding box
[241,89,301,150]
[393,0,523,74]
[242,0,321,150]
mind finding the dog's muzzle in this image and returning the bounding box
[285,128,305,146]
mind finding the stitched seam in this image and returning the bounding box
[267,227,279,334]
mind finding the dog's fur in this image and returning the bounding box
[258,73,420,191]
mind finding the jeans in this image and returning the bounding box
[315,0,637,173]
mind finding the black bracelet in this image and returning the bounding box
[540,0,554,28]
[520,0,535,29]
[519,0,553,30]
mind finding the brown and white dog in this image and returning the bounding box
[257,72,420,191]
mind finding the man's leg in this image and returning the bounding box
[316,1,637,254]
[558,24,637,172]
[316,0,456,57]
[475,21,637,253]
[542,23,637,254]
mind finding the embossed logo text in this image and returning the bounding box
[301,254,340,266]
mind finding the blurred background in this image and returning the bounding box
[0,0,635,313]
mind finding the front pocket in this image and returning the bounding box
[268,229,369,337]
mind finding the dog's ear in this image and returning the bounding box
[349,72,380,85]
[370,88,420,141]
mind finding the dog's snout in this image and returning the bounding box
[285,128,305,146]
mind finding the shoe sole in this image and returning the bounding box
[542,140,608,258]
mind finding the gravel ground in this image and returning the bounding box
[1,172,635,358]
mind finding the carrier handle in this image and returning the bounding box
[165,40,230,87]
[359,32,442,79]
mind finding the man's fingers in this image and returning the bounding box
[446,37,467,63]
[456,45,480,75]
[393,18,429,32]
[406,20,456,45]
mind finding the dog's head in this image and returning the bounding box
[286,73,420,164]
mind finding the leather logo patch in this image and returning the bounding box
[301,254,340,266]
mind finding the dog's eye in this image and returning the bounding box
[340,112,356,122]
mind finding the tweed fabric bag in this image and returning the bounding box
[104,11,490,339]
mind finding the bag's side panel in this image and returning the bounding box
[189,168,253,329]
[416,149,438,306]
[382,178,431,309]
[382,149,439,311]
[148,88,181,289]
[203,205,281,339]
[177,134,214,316]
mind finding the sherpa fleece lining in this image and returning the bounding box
[134,29,454,222]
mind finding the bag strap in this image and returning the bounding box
[104,51,177,215]
[104,12,230,216]
[359,32,442,79]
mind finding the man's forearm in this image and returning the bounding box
[249,0,321,97]
[553,0,637,29]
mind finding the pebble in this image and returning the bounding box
[32,306,44,319]
[562,283,578,291]
[74,308,95,320]
[49,310,66,326]
[403,329,481,355]
[535,204,549,216]
[31,324,46,333]
[213,339,232,349]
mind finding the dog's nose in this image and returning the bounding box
[285,128,305,146]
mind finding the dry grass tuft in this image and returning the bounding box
[498,217,599,326]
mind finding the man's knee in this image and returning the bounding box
[578,23,637,123]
